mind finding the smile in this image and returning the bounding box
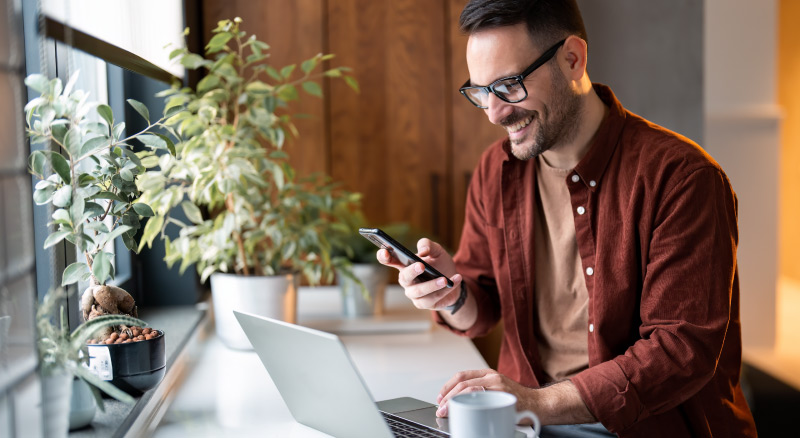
[506,115,534,134]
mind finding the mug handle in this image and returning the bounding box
[516,410,541,438]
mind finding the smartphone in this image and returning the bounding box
[359,228,454,288]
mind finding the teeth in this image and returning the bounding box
[507,116,533,133]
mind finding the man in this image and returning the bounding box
[377,0,758,437]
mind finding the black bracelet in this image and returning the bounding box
[445,283,468,315]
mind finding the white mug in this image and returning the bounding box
[448,391,541,438]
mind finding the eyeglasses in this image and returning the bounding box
[459,39,566,109]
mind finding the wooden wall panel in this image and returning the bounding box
[328,0,450,245]
[201,0,328,178]
[448,0,506,249]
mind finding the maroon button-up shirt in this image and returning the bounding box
[438,84,757,437]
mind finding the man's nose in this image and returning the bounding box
[485,93,514,126]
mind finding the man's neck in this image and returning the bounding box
[540,86,607,170]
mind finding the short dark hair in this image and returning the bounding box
[459,0,588,48]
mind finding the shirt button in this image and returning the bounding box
[577,206,586,215]
[589,180,597,187]
[571,174,580,183]
[589,323,594,333]
[586,267,594,276]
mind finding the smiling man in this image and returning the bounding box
[377,0,758,437]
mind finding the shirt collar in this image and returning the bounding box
[572,83,626,192]
[499,83,626,193]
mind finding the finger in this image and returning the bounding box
[416,238,434,257]
[437,370,489,403]
[406,282,456,310]
[398,262,428,287]
[431,274,462,309]
[376,248,406,270]
[436,381,489,418]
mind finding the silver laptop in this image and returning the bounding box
[234,310,452,437]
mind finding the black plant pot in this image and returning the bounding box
[86,331,166,396]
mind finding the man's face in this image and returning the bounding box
[466,24,581,160]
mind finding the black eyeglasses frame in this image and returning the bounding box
[459,38,567,109]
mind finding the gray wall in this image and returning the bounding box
[577,0,704,144]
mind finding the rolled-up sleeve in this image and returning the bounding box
[572,166,739,433]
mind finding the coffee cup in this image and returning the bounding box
[448,391,541,438]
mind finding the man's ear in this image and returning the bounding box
[559,35,588,81]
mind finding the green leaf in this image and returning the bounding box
[121,147,143,167]
[138,215,164,252]
[62,262,90,286]
[64,127,82,157]
[97,104,114,127]
[101,225,133,248]
[91,191,127,203]
[181,53,207,70]
[197,75,220,94]
[50,152,72,184]
[138,134,167,150]
[266,66,282,82]
[206,32,233,52]
[302,81,323,98]
[344,76,360,93]
[25,74,50,93]
[132,203,155,217]
[280,64,296,79]
[277,84,298,102]
[126,99,150,123]
[70,195,85,225]
[92,251,112,285]
[323,69,342,78]
[80,136,109,157]
[44,230,71,249]
[153,133,177,156]
[181,200,204,224]
[29,150,46,176]
[120,167,134,181]
[53,185,72,207]
[33,185,56,205]
[301,58,318,74]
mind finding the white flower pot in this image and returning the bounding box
[210,273,299,350]
[41,372,72,438]
[69,377,96,430]
[337,264,389,318]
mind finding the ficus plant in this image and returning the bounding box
[25,71,172,325]
[137,17,362,286]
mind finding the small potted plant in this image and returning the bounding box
[333,219,420,317]
[25,71,168,398]
[37,288,146,437]
[136,18,361,349]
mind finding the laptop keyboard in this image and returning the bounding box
[381,412,449,437]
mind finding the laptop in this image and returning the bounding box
[234,310,451,437]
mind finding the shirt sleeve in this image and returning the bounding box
[433,157,502,338]
[571,166,739,433]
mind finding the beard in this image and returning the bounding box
[504,67,582,161]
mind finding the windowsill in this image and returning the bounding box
[69,303,209,438]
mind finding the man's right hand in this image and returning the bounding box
[376,238,477,330]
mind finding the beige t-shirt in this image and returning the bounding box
[533,156,589,383]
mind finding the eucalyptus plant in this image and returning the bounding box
[137,18,361,285]
[25,71,166,289]
[37,288,146,409]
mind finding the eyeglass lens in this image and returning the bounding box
[464,77,526,108]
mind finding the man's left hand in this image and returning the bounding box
[435,369,534,419]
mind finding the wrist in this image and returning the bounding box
[445,283,468,315]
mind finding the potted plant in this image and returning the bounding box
[24,71,168,401]
[333,219,419,317]
[136,18,361,349]
[37,288,146,437]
